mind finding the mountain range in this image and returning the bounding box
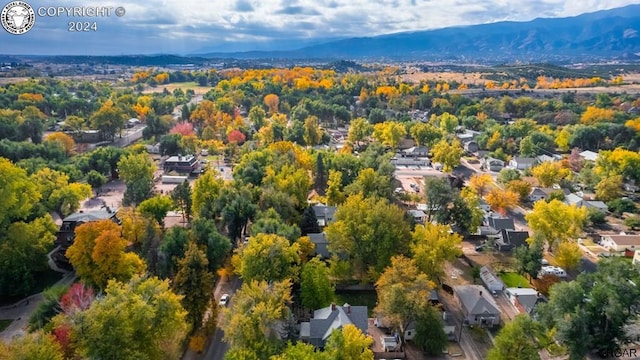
[194,4,640,62]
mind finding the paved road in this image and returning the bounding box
[203,276,242,360]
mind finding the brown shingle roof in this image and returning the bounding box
[605,235,640,246]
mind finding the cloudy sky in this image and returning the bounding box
[1,0,638,55]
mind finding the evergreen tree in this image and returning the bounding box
[314,153,327,195]
[173,241,215,330]
[299,205,321,236]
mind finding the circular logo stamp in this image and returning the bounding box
[1,1,35,35]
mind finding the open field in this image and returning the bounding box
[142,82,213,95]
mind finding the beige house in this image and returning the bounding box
[601,234,640,252]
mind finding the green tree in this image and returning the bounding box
[72,276,189,360]
[347,117,373,147]
[86,170,107,196]
[409,122,443,147]
[413,305,448,356]
[158,226,190,278]
[90,99,126,141]
[0,157,41,229]
[65,220,146,289]
[344,167,392,199]
[303,116,322,146]
[171,180,192,223]
[430,139,463,172]
[324,324,374,360]
[314,152,327,195]
[221,185,258,241]
[423,177,454,222]
[513,235,543,280]
[173,241,215,329]
[497,168,521,184]
[190,218,232,272]
[607,198,637,217]
[300,257,334,310]
[326,194,411,282]
[192,169,224,219]
[220,279,293,358]
[0,215,57,297]
[0,331,64,360]
[139,195,174,228]
[410,223,462,281]
[375,256,434,344]
[118,153,156,206]
[487,315,545,360]
[250,209,301,243]
[232,233,300,283]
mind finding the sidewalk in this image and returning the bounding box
[0,272,76,342]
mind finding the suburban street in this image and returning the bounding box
[203,276,242,360]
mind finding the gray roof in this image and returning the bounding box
[501,230,529,247]
[487,216,515,231]
[454,285,500,316]
[63,209,116,223]
[313,204,336,219]
[505,288,540,314]
[529,188,548,197]
[586,201,608,211]
[565,193,583,206]
[512,157,536,165]
[308,233,330,258]
[308,304,368,346]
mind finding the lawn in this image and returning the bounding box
[0,319,12,332]
[500,272,531,288]
[335,290,378,317]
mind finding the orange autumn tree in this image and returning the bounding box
[66,220,145,289]
[485,188,520,216]
[264,94,280,115]
[45,132,75,156]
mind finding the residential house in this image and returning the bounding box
[496,230,530,251]
[387,311,456,342]
[408,209,427,224]
[505,288,544,315]
[579,150,599,162]
[391,157,430,167]
[535,154,562,163]
[486,215,515,232]
[480,156,505,172]
[624,182,639,193]
[508,157,536,171]
[300,303,368,349]
[54,208,119,267]
[585,201,608,213]
[163,155,199,174]
[453,285,501,327]
[313,204,337,227]
[307,233,330,259]
[528,187,548,202]
[601,234,640,253]
[479,265,505,293]
[564,193,584,207]
[402,146,429,157]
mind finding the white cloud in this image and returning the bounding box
[2,0,638,54]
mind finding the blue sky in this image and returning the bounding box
[0,0,638,55]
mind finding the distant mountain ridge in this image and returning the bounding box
[196,4,640,62]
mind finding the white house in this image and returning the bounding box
[633,250,640,266]
[408,209,427,224]
[508,157,536,170]
[601,234,640,252]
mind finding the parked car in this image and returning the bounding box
[219,293,230,306]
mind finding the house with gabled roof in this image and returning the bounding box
[528,187,548,202]
[453,285,501,327]
[313,204,337,227]
[601,234,640,253]
[300,303,368,349]
[508,157,536,171]
[307,233,330,259]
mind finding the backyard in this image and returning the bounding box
[499,272,531,288]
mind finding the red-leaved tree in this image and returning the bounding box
[59,283,95,316]
[227,129,246,145]
[170,122,195,137]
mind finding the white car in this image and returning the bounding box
[219,294,230,306]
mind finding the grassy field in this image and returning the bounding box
[142,81,213,95]
[500,272,531,288]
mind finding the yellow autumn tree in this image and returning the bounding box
[45,132,75,156]
[485,188,520,216]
